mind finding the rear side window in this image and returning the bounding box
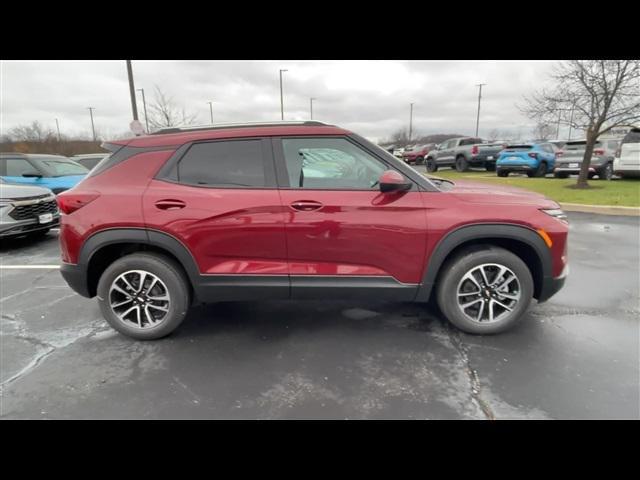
[177,140,266,187]
[622,129,640,144]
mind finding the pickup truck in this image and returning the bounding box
[425,137,505,172]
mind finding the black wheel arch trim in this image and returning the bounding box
[415,223,553,302]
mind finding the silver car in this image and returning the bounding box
[554,138,621,180]
[0,178,60,239]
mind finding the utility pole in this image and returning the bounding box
[55,119,61,141]
[475,83,486,137]
[137,88,149,133]
[207,101,214,124]
[409,103,414,142]
[87,107,96,141]
[279,69,288,120]
[126,60,139,121]
[310,97,316,120]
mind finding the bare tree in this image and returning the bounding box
[521,60,640,187]
[531,122,555,141]
[147,85,199,131]
[7,121,56,142]
[487,128,501,142]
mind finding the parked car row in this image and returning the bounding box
[0,151,105,239]
[405,128,640,180]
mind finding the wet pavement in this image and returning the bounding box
[0,212,638,419]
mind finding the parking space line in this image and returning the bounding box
[0,265,61,269]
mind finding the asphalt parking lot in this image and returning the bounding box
[0,211,638,419]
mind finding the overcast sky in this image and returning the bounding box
[1,60,564,143]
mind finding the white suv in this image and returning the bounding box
[613,127,640,178]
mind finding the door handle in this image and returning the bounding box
[155,199,186,210]
[290,200,323,212]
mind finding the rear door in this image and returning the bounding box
[437,139,456,165]
[143,137,289,300]
[619,130,640,168]
[273,135,428,300]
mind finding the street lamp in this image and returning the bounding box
[137,88,149,133]
[409,103,414,141]
[475,83,486,137]
[207,101,214,124]
[126,60,139,121]
[55,119,61,141]
[87,107,96,141]
[279,69,288,120]
[310,97,316,120]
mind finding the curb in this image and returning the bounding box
[560,203,640,217]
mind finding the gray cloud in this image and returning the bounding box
[1,60,564,143]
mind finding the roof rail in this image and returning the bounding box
[150,120,331,135]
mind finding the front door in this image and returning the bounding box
[273,136,428,300]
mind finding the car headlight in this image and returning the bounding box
[541,208,568,223]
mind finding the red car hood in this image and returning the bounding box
[449,180,559,208]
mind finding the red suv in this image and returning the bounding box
[58,121,569,340]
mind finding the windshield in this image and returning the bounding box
[32,157,89,177]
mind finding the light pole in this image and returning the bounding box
[55,119,61,141]
[207,101,214,124]
[310,97,316,120]
[137,88,149,133]
[409,103,414,142]
[279,69,288,120]
[475,83,486,137]
[126,60,139,121]
[87,107,96,141]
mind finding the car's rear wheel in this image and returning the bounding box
[534,162,547,177]
[426,157,438,173]
[485,164,496,172]
[497,170,508,177]
[436,246,533,334]
[97,252,191,340]
[455,156,469,172]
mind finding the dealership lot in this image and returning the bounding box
[0,212,638,419]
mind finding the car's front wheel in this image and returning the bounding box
[97,252,191,340]
[436,246,533,334]
[599,163,613,180]
[455,156,469,172]
[426,157,438,173]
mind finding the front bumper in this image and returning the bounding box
[60,262,92,298]
[0,215,60,238]
[537,265,568,303]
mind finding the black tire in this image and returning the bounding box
[96,252,191,340]
[485,164,496,172]
[436,245,534,335]
[415,156,424,165]
[554,171,569,179]
[425,157,438,173]
[497,170,509,177]
[534,162,547,177]
[526,171,535,178]
[455,156,469,172]
[599,163,613,180]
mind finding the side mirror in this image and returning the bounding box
[22,172,43,178]
[379,170,412,193]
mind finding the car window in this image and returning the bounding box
[177,140,266,187]
[607,140,619,150]
[4,158,36,176]
[622,129,640,144]
[281,137,388,190]
[35,159,89,176]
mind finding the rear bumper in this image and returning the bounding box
[497,164,534,172]
[470,155,497,165]
[60,262,92,298]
